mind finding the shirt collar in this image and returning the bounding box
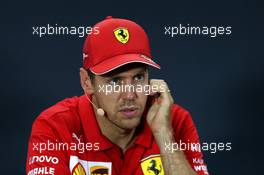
[133,111,153,148]
[78,95,114,151]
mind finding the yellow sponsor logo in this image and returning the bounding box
[90,166,109,175]
[114,28,129,44]
[141,156,164,175]
[72,163,86,175]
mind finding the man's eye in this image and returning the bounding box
[134,74,144,81]
[109,77,121,85]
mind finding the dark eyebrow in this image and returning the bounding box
[103,74,123,80]
[133,70,146,76]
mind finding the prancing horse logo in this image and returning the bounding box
[147,159,162,175]
[114,28,129,44]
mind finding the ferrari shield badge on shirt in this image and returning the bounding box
[114,28,129,44]
[140,155,164,175]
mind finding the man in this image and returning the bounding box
[26,16,209,175]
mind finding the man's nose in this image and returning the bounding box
[120,81,137,100]
[122,89,137,100]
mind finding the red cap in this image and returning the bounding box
[83,16,161,75]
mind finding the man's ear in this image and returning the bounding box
[80,68,94,94]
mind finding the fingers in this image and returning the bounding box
[149,79,174,105]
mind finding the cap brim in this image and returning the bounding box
[89,54,161,75]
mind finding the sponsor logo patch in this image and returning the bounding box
[88,161,111,175]
[90,165,109,175]
[140,155,164,175]
[29,155,59,165]
[69,156,111,175]
[27,167,55,175]
[72,163,86,175]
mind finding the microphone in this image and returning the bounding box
[85,94,105,116]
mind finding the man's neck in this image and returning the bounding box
[92,99,136,152]
[96,111,136,152]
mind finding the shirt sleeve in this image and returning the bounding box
[26,118,71,175]
[172,105,209,175]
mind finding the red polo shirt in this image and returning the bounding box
[26,95,209,175]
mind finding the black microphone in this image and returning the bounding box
[85,94,105,116]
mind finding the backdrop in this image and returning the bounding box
[1,0,263,174]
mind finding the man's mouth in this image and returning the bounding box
[119,107,139,118]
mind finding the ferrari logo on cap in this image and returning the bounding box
[114,28,129,44]
[140,155,164,175]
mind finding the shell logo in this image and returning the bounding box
[72,163,86,175]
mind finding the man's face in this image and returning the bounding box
[91,65,149,130]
